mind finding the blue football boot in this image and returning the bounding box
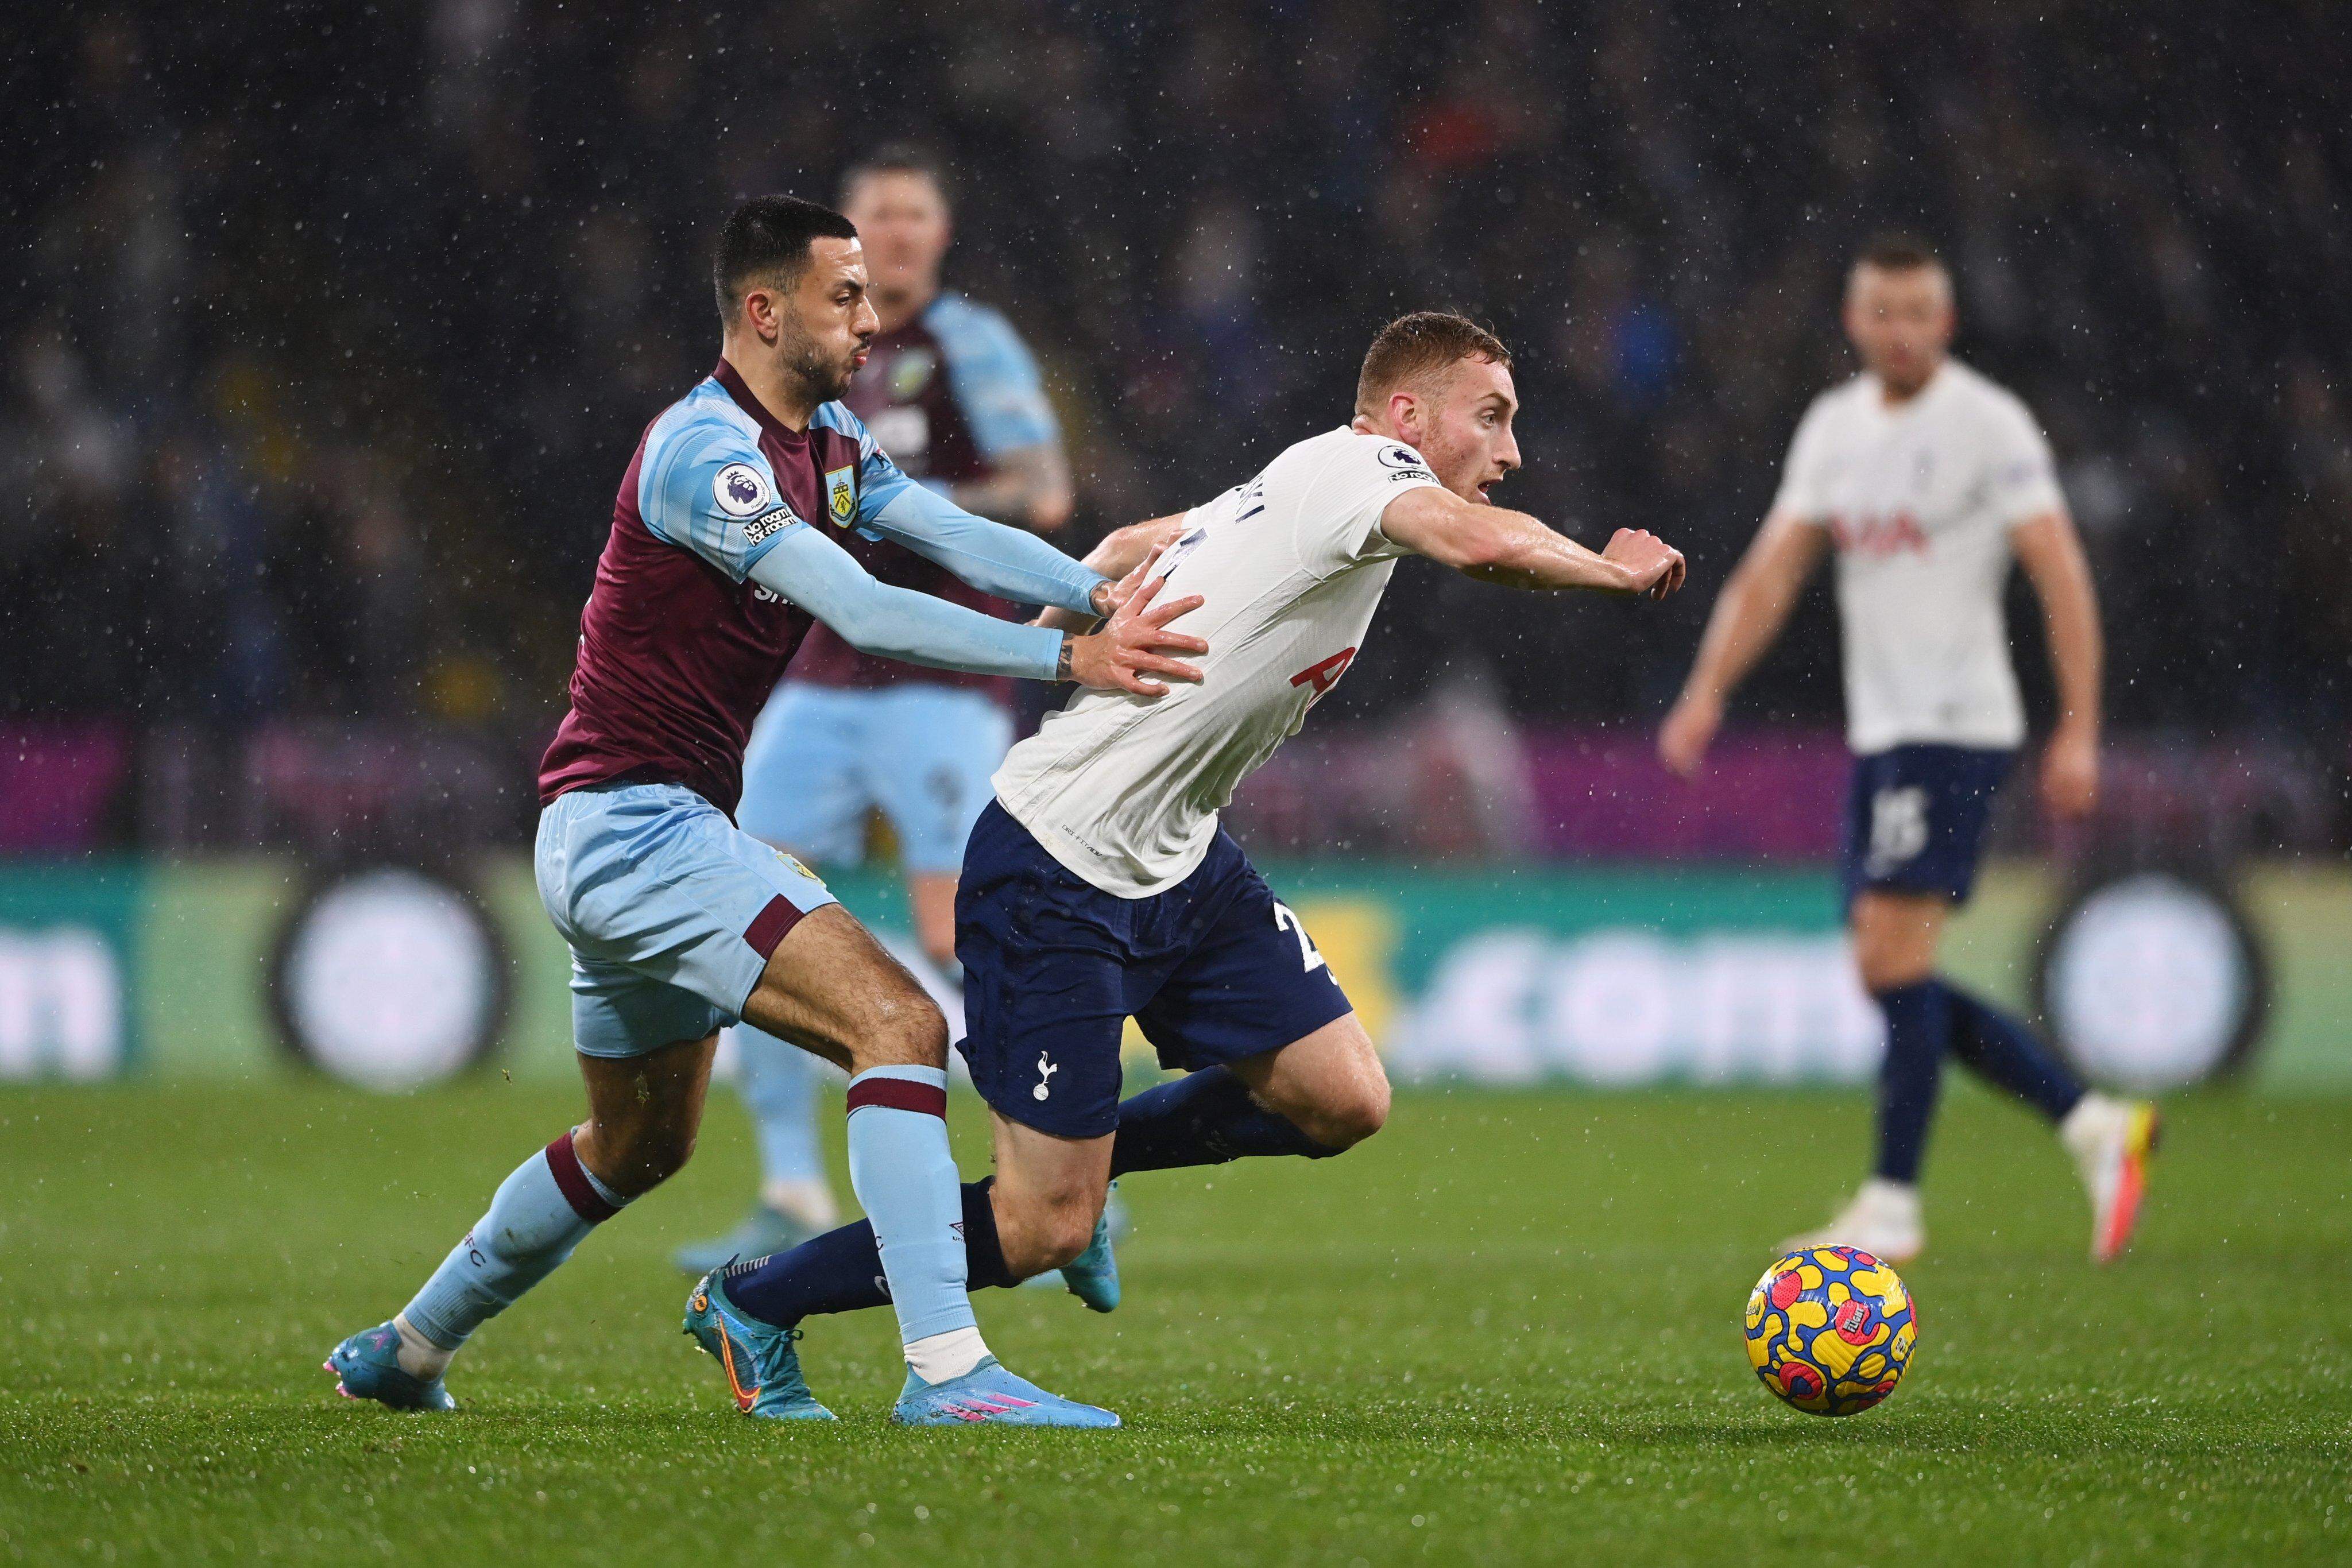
[682,1272,835,1421]
[1020,1183,1124,1311]
[324,1321,457,1412]
[891,1357,1121,1428]
[672,1203,818,1277]
[1058,1197,1123,1313]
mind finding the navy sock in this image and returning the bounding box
[724,1179,1013,1327]
[1109,1066,1337,1178]
[1946,986,2085,1122]
[1871,980,1955,1184]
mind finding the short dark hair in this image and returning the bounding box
[713,195,858,323]
[840,144,950,209]
[1853,233,1944,274]
[1355,312,1513,416]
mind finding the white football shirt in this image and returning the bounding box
[995,426,1444,896]
[1771,358,2066,754]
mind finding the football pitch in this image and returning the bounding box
[3,1081,2346,1566]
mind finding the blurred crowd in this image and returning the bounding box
[7,1,2348,760]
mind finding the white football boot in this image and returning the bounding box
[1778,1178,1924,1264]
[2060,1092,2160,1264]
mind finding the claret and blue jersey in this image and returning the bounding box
[530,357,1097,1059]
[537,359,924,818]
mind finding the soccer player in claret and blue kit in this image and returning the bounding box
[323,196,1205,1428]
[702,313,1688,1375]
[1658,237,2158,1267]
[675,147,1097,1282]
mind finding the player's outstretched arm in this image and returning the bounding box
[1658,512,1828,776]
[2010,508,2104,817]
[1378,486,1686,597]
[748,525,1203,695]
[865,483,1109,617]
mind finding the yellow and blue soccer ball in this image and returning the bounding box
[1744,1246,1918,1415]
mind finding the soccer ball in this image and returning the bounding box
[1744,1246,1918,1416]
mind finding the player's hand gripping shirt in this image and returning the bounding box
[1771,358,2066,754]
[995,427,1444,897]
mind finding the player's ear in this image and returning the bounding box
[740,286,782,346]
[1390,390,1422,443]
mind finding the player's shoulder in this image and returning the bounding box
[1801,373,1875,428]
[649,377,759,452]
[1279,425,1431,481]
[643,378,764,481]
[1938,358,2043,429]
[924,291,1031,361]
[808,400,874,444]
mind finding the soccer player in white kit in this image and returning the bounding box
[1658,238,2157,1265]
[706,315,1684,1379]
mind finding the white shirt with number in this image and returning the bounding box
[995,426,1444,896]
[1771,358,2066,755]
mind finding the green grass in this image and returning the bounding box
[2,1081,2347,1566]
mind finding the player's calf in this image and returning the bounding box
[734,907,1005,1387]
[987,1116,1114,1277]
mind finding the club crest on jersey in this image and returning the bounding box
[713,462,772,518]
[825,465,857,526]
[886,347,938,401]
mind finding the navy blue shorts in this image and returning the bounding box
[1840,744,2016,909]
[955,800,1355,1139]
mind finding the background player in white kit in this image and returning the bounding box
[705,314,1684,1382]
[1657,237,2157,1265]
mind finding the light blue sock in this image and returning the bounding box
[842,1065,973,1346]
[734,1025,829,1188]
[402,1133,630,1351]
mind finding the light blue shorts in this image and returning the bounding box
[738,682,1013,876]
[535,781,839,1059]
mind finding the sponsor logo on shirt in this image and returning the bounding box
[713,462,772,518]
[825,465,857,526]
[742,504,799,545]
[1828,512,1930,557]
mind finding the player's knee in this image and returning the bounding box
[1297,1079,1390,1152]
[1032,1204,1100,1271]
[994,1192,1097,1276]
[1852,930,1929,994]
[849,984,950,1073]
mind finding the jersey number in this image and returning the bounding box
[1272,901,1328,973]
[1289,647,1357,704]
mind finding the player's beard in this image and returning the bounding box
[778,320,858,405]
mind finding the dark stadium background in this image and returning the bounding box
[5,2,2346,860]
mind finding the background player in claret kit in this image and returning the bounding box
[1657,237,2158,1267]
[324,195,1207,1430]
[689,313,1685,1372]
[676,149,1089,1279]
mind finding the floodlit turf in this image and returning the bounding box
[2,1080,2347,1566]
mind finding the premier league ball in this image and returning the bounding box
[1744,1246,1918,1415]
